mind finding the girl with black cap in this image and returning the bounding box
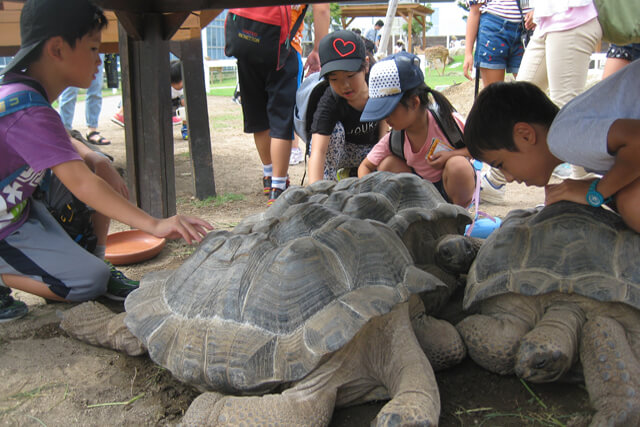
[307,30,388,183]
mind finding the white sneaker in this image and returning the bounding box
[551,163,572,180]
[289,148,304,165]
[569,165,601,180]
[480,173,506,205]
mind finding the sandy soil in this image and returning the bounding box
[0,84,594,426]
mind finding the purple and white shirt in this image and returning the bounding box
[0,73,80,240]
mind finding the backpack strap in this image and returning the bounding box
[0,90,50,116]
[0,76,48,100]
[0,165,28,190]
[389,129,405,161]
[428,104,464,149]
[286,5,308,50]
[0,79,52,194]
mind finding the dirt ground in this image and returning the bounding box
[0,82,594,426]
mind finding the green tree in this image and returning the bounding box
[305,3,342,29]
[402,3,434,43]
[330,3,341,27]
[457,1,470,21]
[402,17,434,38]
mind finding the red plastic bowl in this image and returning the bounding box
[105,230,166,266]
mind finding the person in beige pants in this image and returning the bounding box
[516,1,602,180]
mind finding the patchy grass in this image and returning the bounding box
[190,193,244,208]
[206,56,468,97]
[165,240,197,259]
[424,54,467,89]
[449,379,591,427]
[0,383,68,417]
[51,87,121,108]
[212,112,242,130]
[86,393,145,409]
[209,77,237,97]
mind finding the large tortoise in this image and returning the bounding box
[62,173,476,426]
[240,172,480,302]
[457,201,640,426]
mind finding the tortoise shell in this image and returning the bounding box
[124,172,471,394]
[464,201,640,311]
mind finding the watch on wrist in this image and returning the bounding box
[586,178,611,207]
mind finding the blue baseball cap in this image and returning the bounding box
[361,52,425,122]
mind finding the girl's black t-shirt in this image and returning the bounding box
[309,86,380,146]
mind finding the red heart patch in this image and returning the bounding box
[333,38,356,57]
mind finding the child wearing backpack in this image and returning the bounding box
[0,0,213,322]
[307,30,388,183]
[358,52,476,208]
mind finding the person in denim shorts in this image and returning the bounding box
[464,0,531,85]
[602,43,640,79]
[463,0,532,205]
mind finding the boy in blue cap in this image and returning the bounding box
[464,62,640,233]
[0,0,213,321]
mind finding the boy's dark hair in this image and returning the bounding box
[399,82,459,137]
[170,60,183,84]
[465,81,560,159]
[375,20,384,27]
[2,0,107,76]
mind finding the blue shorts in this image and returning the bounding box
[475,12,525,74]
[606,43,640,62]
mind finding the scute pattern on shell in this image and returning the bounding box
[236,172,471,233]
[124,204,444,394]
[464,201,640,311]
[122,172,471,394]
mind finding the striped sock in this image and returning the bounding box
[263,164,273,177]
[271,176,287,190]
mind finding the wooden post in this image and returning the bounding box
[118,16,176,218]
[171,39,216,200]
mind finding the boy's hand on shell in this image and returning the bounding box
[152,216,214,244]
[545,179,592,206]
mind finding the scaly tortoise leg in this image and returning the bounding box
[580,316,640,427]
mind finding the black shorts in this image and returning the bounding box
[237,51,300,140]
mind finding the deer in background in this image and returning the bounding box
[420,45,450,76]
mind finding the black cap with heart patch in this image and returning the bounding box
[319,30,366,78]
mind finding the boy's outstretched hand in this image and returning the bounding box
[545,179,594,206]
[150,215,214,245]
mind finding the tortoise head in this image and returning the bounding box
[515,340,574,383]
[435,235,482,275]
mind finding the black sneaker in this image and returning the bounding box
[263,176,272,196]
[267,187,285,206]
[104,263,140,301]
[0,288,28,323]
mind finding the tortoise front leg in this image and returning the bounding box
[457,294,541,375]
[370,302,440,427]
[580,316,640,427]
[515,301,585,382]
[60,301,146,356]
[181,390,335,427]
